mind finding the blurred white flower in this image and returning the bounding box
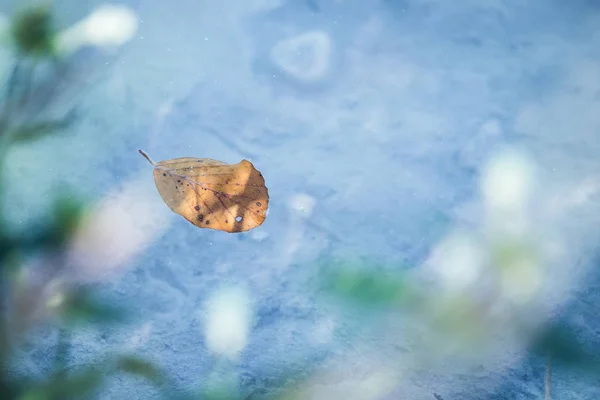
[481,148,535,213]
[45,293,65,309]
[286,367,399,400]
[481,148,537,238]
[56,4,138,54]
[426,231,486,291]
[478,147,546,304]
[203,286,253,359]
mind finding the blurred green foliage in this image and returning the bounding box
[324,265,418,308]
[531,321,600,378]
[11,4,55,57]
[0,4,170,400]
[321,255,600,397]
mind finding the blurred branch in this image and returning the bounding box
[545,354,551,400]
[54,328,70,372]
[9,109,77,144]
[0,61,22,133]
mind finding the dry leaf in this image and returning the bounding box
[139,149,269,233]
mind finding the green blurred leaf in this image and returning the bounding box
[0,230,13,266]
[0,193,87,260]
[0,377,21,400]
[11,4,56,57]
[46,194,87,247]
[56,289,127,326]
[18,367,104,400]
[322,265,420,309]
[116,355,165,385]
[530,322,600,377]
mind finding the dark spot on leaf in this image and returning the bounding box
[175,186,178,189]
[177,180,181,183]
[225,220,228,223]
[256,202,261,207]
[163,173,166,177]
[205,220,210,225]
[235,216,243,222]
[198,214,204,222]
[194,205,200,211]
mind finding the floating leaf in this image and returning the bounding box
[139,150,269,233]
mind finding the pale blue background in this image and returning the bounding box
[3,0,600,399]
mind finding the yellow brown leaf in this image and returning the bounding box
[139,149,269,233]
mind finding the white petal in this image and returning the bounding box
[203,286,253,358]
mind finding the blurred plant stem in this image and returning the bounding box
[54,328,71,372]
[545,353,552,400]
[0,60,21,209]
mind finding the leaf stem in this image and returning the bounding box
[138,149,156,166]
